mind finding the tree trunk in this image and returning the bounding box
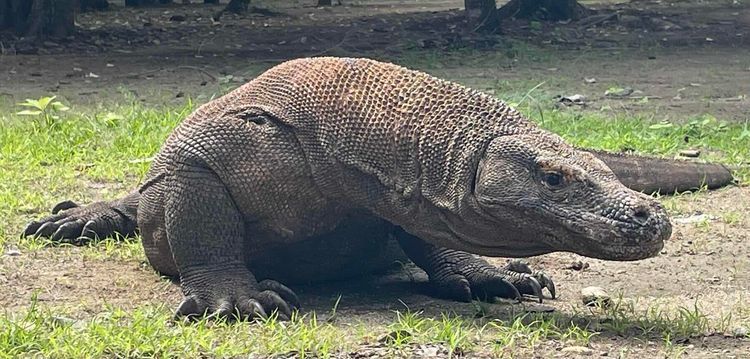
[0,0,30,34]
[0,0,75,38]
[204,0,220,4]
[80,0,109,11]
[497,0,588,21]
[317,0,332,5]
[224,0,249,13]
[464,0,500,33]
[126,0,149,6]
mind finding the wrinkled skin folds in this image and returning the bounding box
[22,57,671,320]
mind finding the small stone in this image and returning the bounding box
[581,286,611,307]
[4,248,21,256]
[558,94,586,105]
[561,346,594,355]
[378,329,411,344]
[673,214,712,224]
[678,149,701,158]
[50,315,76,327]
[415,344,443,356]
[604,87,634,98]
[565,260,589,271]
[732,326,748,338]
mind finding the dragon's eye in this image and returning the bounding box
[542,172,564,188]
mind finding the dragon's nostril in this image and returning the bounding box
[632,207,650,225]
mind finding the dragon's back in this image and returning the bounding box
[203,57,540,208]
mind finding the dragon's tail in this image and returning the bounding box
[586,149,736,194]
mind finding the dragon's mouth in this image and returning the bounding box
[578,239,665,261]
[565,212,671,261]
[537,208,671,261]
[461,238,556,258]
[575,209,670,239]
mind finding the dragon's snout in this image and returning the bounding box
[606,196,672,261]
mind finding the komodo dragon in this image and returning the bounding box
[25,57,726,320]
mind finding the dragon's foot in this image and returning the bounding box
[503,259,556,301]
[428,257,555,304]
[21,199,136,244]
[175,273,301,322]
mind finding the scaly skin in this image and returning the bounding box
[23,57,672,320]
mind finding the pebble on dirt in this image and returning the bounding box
[560,346,594,355]
[565,260,590,271]
[581,286,612,308]
[732,326,748,338]
[678,149,701,158]
[557,94,587,107]
[4,248,21,256]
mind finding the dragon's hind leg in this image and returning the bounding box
[21,191,140,244]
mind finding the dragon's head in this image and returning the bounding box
[453,133,672,261]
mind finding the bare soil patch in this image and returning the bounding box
[1,247,180,316]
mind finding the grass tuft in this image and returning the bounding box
[0,297,348,358]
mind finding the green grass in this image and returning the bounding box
[2,297,729,358]
[0,102,193,248]
[595,296,711,340]
[0,298,347,358]
[1,82,748,357]
[537,111,750,182]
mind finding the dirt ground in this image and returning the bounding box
[1,0,749,120]
[1,0,749,357]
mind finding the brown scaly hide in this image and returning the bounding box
[179,58,543,214]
